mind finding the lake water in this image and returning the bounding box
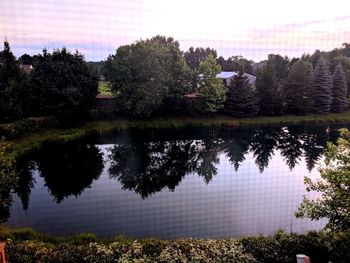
[4,125,345,238]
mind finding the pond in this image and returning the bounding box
[3,125,346,238]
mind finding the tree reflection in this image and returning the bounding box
[108,138,222,198]
[251,127,281,173]
[35,142,104,203]
[224,128,253,171]
[277,127,303,170]
[108,125,338,198]
[9,125,343,206]
[15,159,36,210]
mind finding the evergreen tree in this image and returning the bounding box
[331,63,348,112]
[256,62,283,115]
[312,57,333,114]
[0,41,24,121]
[284,60,313,115]
[224,72,259,117]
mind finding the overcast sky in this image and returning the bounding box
[1,0,350,62]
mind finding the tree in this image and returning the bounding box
[284,60,313,114]
[109,36,191,117]
[18,53,33,65]
[196,54,226,112]
[224,72,259,117]
[296,128,350,232]
[184,47,217,70]
[256,62,283,115]
[267,54,290,80]
[0,41,24,121]
[216,56,254,73]
[331,63,348,112]
[26,48,98,118]
[311,57,333,114]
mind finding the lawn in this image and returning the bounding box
[98,81,112,95]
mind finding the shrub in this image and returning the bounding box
[0,116,58,139]
[2,227,350,262]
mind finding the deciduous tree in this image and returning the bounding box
[27,48,98,118]
[109,36,191,117]
[196,54,226,112]
[296,128,350,232]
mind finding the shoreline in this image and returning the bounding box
[5,111,350,158]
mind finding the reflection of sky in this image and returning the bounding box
[1,0,350,61]
[6,144,325,238]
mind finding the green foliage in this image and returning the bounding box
[311,57,333,114]
[196,54,226,112]
[0,141,17,222]
[267,54,290,80]
[241,231,332,263]
[284,60,314,115]
[0,116,58,139]
[331,63,348,112]
[184,47,217,70]
[108,36,191,117]
[2,227,350,263]
[256,62,284,115]
[296,128,350,231]
[224,72,259,117]
[217,55,254,73]
[26,48,98,118]
[0,41,24,121]
[98,81,112,95]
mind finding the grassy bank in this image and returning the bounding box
[1,226,349,263]
[4,111,350,158]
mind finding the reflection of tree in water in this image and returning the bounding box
[251,127,281,173]
[34,142,104,203]
[300,126,329,171]
[9,124,342,207]
[15,159,36,210]
[277,127,304,170]
[108,138,222,198]
[224,128,253,172]
[108,125,341,198]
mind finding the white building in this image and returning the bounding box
[216,71,256,86]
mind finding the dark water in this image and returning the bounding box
[4,125,346,238]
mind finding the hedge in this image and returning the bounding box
[1,227,350,263]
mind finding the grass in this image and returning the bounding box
[98,81,112,95]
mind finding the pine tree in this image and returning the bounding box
[256,62,283,115]
[312,57,332,114]
[331,63,348,112]
[284,60,313,115]
[0,41,23,120]
[224,72,259,117]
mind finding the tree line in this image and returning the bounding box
[102,36,350,117]
[1,37,349,121]
[0,41,98,122]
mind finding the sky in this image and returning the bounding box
[1,0,350,62]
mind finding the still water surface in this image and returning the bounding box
[6,125,344,238]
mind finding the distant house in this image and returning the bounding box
[19,64,33,74]
[216,71,256,86]
[184,71,257,98]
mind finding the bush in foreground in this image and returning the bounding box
[1,227,350,263]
